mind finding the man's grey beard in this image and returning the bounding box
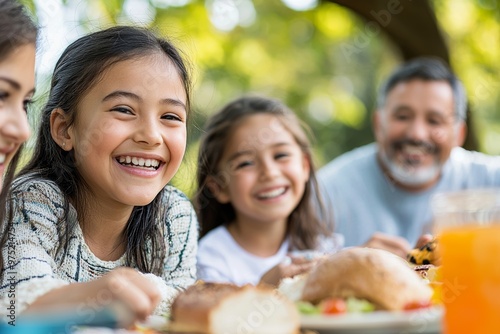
[379,150,441,187]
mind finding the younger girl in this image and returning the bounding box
[0,26,197,323]
[195,95,343,287]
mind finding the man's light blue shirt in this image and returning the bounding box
[318,143,500,247]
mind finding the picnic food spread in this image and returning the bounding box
[134,247,442,333]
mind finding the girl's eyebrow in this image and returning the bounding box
[0,77,20,90]
[0,77,36,95]
[227,142,292,162]
[227,150,253,163]
[102,90,186,110]
[273,142,292,148]
[102,90,141,102]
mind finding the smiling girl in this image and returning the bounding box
[0,26,197,323]
[195,95,343,287]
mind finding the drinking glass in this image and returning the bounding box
[432,189,500,334]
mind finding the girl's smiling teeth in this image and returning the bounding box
[256,187,287,199]
[117,156,161,170]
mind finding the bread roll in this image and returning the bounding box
[171,282,299,334]
[301,248,433,311]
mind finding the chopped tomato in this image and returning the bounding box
[320,298,347,315]
[403,300,433,311]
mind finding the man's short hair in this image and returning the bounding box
[377,57,467,122]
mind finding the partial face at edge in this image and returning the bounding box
[374,79,466,191]
[0,44,35,185]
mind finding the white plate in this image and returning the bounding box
[136,315,170,331]
[301,306,443,334]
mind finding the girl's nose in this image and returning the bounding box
[260,159,280,179]
[133,118,162,146]
[1,107,31,144]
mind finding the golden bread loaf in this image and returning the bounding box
[301,247,433,311]
[171,282,300,334]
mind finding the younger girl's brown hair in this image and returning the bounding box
[195,95,332,250]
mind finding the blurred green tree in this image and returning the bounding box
[20,0,500,196]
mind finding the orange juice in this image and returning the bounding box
[439,224,500,334]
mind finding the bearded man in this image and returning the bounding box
[318,57,500,258]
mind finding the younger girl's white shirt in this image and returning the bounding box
[196,226,344,286]
[197,226,289,286]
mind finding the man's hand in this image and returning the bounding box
[362,232,411,258]
[414,233,433,249]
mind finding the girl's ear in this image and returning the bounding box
[50,108,73,151]
[206,176,230,204]
[303,153,311,182]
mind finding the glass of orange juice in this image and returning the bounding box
[432,189,500,334]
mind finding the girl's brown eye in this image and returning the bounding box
[111,107,133,114]
[23,99,33,112]
[275,153,289,159]
[236,161,253,169]
[162,114,182,121]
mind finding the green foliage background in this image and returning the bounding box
[20,0,500,197]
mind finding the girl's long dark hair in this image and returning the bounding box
[0,0,37,60]
[0,0,38,275]
[195,95,332,250]
[1,26,191,275]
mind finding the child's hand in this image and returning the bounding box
[95,267,161,322]
[259,256,317,287]
[27,267,161,326]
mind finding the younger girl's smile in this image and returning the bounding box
[255,186,288,201]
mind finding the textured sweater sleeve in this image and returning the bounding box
[149,186,198,316]
[0,180,69,316]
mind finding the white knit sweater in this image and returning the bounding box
[0,176,198,318]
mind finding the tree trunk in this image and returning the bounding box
[327,0,478,151]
